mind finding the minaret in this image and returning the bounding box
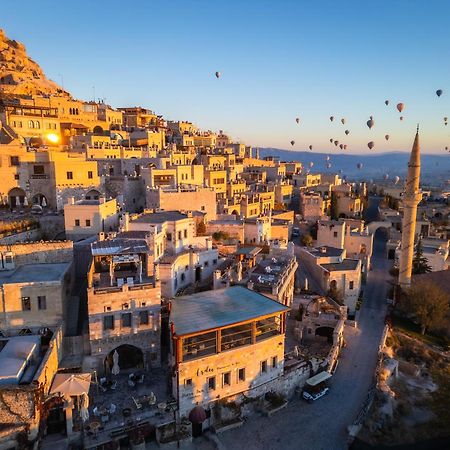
[398,127,422,288]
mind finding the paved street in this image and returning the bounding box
[218,200,391,450]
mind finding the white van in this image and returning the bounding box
[302,371,331,403]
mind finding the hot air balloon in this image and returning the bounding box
[330,138,333,143]
[290,140,295,146]
[384,173,389,180]
[326,163,332,169]
[345,130,350,135]
[334,140,339,146]
[400,116,404,121]
[357,163,363,170]
[339,144,344,150]
[330,116,334,122]
[309,162,314,168]
[326,155,330,161]
[446,146,449,151]
[367,141,375,150]
[397,103,404,113]
[341,118,346,125]
[296,117,300,124]
[444,117,448,126]
[343,144,348,150]
[385,134,390,141]
[385,100,389,106]
[367,118,375,129]
[309,145,313,150]
[394,176,400,185]
[436,89,443,97]
[215,71,221,78]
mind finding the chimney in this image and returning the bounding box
[319,246,327,254]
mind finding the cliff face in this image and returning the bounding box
[0,28,69,98]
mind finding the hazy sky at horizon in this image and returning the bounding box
[3,0,450,154]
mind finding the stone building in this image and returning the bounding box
[64,196,119,241]
[169,286,289,421]
[0,241,73,334]
[299,246,361,314]
[86,235,161,374]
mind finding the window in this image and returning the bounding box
[184,229,187,238]
[178,231,182,240]
[139,310,149,325]
[21,296,31,311]
[34,121,40,129]
[204,261,209,267]
[261,360,268,374]
[33,165,45,175]
[38,296,47,310]
[238,368,246,382]
[333,232,338,238]
[14,174,19,180]
[255,316,282,342]
[10,156,20,166]
[222,372,231,387]
[181,273,185,282]
[207,376,216,390]
[185,378,192,387]
[349,281,354,290]
[221,323,252,351]
[67,171,73,180]
[28,120,34,129]
[75,219,80,227]
[121,313,132,328]
[103,315,114,330]
[166,232,172,241]
[182,331,217,361]
[88,171,93,179]
[213,259,217,265]
[85,219,91,227]
[271,356,278,369]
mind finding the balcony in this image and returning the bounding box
[30,174,49,180]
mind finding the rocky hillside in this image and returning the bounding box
[0,28,69,98]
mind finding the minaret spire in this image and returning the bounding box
[398,129,422,288]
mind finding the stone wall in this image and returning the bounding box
[0,240,73,267]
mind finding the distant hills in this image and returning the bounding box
[260,148,450,186]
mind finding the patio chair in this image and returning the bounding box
[109,403,117,415]
[132,396,142,409]
[111,380,117,390]
[128,379,135,388]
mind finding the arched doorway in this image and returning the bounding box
[93,125,104,135]
[8,188,26,207]
[32,193,48,206]
[105,345,144,372]
[85,189,101,200]
[315,326,334,343]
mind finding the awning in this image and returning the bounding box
[50,373,91,396]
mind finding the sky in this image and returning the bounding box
[2,0,450,154]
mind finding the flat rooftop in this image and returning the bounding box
[321,259,360,272]
[307,246,344,258]
[92,237,149,256]
[171,286,289,336]
[0,262,71,286]
[133,211,188,224]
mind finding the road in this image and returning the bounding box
[218,199,390,450]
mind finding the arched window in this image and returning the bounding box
[35,121,40,129]
[28,120,34,129]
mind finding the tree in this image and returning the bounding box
[301,234,313,246]
[405,280,449,334]
[412,239,432,275]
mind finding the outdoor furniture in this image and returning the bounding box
[111,380,117,390]
[147,392,157,406]
[128,379,135,387]
[109,404,117,415]
[132,396,142,409]
[101,412,109,424]
[92,407,99,416]
[122,408,132,418]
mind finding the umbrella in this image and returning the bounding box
[23,197,28,206]
[50,373,92,396]
[16,196,21,207]
[189,406,207,423]
[41,197,47,207]
[80,392,89,422]
[111,350,120,375]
